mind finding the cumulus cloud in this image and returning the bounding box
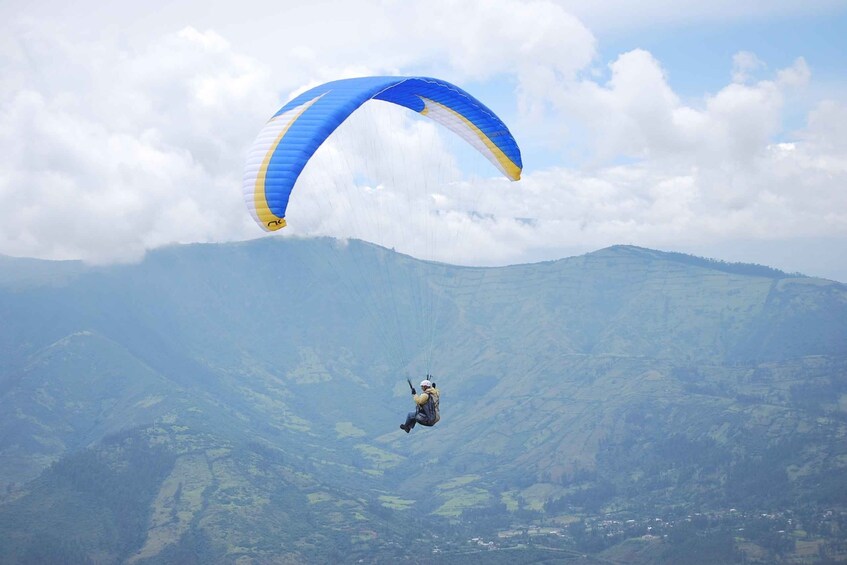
[548,51,811,167]
[488,51,844,269]
[407,0,595,84]
[0,23,274,263]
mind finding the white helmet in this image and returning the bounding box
[420,379,432,388]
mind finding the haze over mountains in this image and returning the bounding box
[0,239,845,563]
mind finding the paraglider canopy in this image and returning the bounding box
[242,76,523,232]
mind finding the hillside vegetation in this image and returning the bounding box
[1,239,845,563]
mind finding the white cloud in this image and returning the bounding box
[412,0,596,80]
[732,51,766,84]
[485,52,843,273]
[545,51,812,170]
[0,22,274,263]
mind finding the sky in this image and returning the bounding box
[1,0,846,281]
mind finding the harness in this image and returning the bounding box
[417,388,440,426]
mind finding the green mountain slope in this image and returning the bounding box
[0,239,845,563]
[0,330,183,487]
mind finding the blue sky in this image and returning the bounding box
[1,0,845,281]
[604,12,845,109]
[603,9,846,81]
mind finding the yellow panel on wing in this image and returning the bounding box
[248,95,323,231]
[419,97,522,181]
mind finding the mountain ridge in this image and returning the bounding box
[0,239,829,286]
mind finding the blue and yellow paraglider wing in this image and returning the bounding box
[242,76,522,232]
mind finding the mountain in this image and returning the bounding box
[0,239,845,564]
